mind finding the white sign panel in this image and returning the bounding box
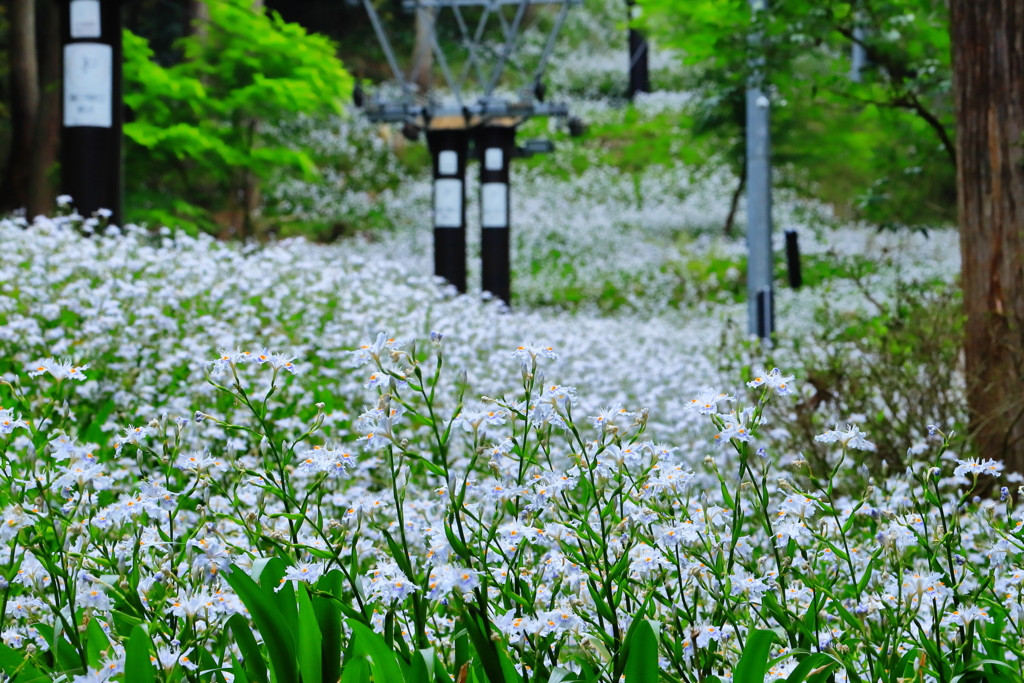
[438,150,458,176]
[64,43,112,128]
[481,182,508,228]
[70,0,102,38]
[484,148,503,171]
[434,179,463,227]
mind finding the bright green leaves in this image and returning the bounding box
[124,626,156,683]
[297,586,324,683]
[122,0,353,234]
[624,619,660,683]
[225,563,300,683]
[734,629,777,683]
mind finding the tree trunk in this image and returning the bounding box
[950,0,1024,469]
[411,7,434,94]
[1,0,40,212]
[188,0,210,41]
[27,0,61,218]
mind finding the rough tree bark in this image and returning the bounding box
[27,0,60,217]
[950,0,1024,469]
[1,0,40,212]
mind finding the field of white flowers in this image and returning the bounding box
[0,22,1011,681]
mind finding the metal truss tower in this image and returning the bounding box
[356,0,580,305]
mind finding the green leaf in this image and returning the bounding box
[347,619,405,683]
[226,565,299,683]
[784,653,834,683]
[125,625,155,683]
[548,667,582,683]
[408,648,435,683]
[297,585,323,683]
[0,642,51,683]
[624,619,660,683]
[38,626,80,676]
[85,618,110,669]
[228,613,269,683]
[340,656,369,683]
[463,611,506,683]
[252,557,300,638]
[314,571,344,683]
[734,629,777,683]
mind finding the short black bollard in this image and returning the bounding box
[756,286,775,341]
[426,127,469,293]
[785,229,802,289]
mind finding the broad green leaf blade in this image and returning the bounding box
[340,656,370,683]
[85,619,109,669]
[408,648,435,683]
[314,571,344,683]
[39,625,81,676]
[735,629,777,683]
[0,642,52,683]
[624,619,659,683]
[226,565,299,683]
[252,558,300,638]
[297,585,323,683]
[227,613,269,683]
[463,612,506,683]
[346,619,405,683]
[125,625,155,683]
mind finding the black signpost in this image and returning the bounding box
[61,0,122,225]
[626,0,650,99]
[426,128,469,293]
[477,125,516,304]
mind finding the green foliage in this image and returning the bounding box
[733,629,777,683]
[623,619,660,682]
[750,277,967,477]
[638,0,956,227]
[122,0,353,236]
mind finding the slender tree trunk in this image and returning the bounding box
[724,155,747,237]
[188,0,210,41]
[950,0,1024,469]
[1,0,40,212]
[27,0,60,217]
[411,7,434,94]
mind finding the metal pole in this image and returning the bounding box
[626,0,650,99]
[478,125,515,305]
[746,0,773,339]
[61,0,122,224]
[427,128,469,292]
[850,24,866,82]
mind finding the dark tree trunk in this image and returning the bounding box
[1,0,40,212]
[950,0,1024,469]
[27,0,60,217]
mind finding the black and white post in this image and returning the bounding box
[746,0,773,340]
[61,0,123,224]
[626,0,650,99]
[478,125,515,306]
[427,128,469,293]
